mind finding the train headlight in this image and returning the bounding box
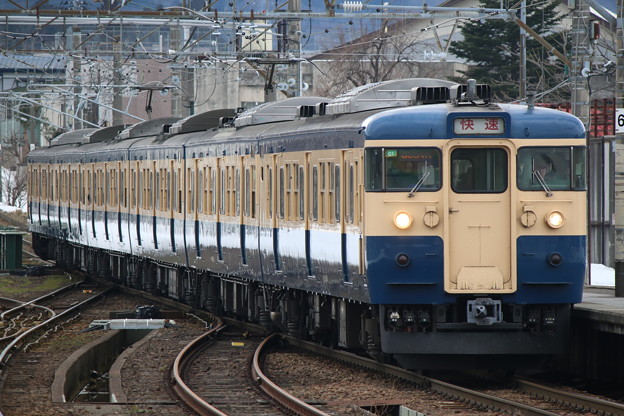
[545,210,565,229]
[394,211,412,229]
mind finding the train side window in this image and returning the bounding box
[251,165,256,218]
[138,169,143,208]
[312,165,318,221]
[172,170,177,212]
[349,164,355,223]
[235,168,240,216]
[155,171,160,210]
[320,162,326,222]
[177,168,183,214]
[220,168,226,215]
[189,168,195,214]
[452,148,507,193]
[517,146,586,191]
[268,167,273,219]
[210,167,216,214]
[131,169,136,208]
[286,164,292,220]
[198,168,203,213]
[335,164,341,222]
[298,166,305,220]
[105,171,110,205]
[149,170,153,210]
[245,168,250,216]
[279,167,285,219]
[119,170,124,207]
[53,170,57,201]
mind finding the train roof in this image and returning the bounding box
[49,128,98,146]
[29,79,586,163]
[362,103,586,140]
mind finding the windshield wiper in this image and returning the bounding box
[533,170,553,197]
[408,170,431,198]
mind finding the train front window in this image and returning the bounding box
[365,147,441,191]
[451,148,508,193]
[517,147,586,191]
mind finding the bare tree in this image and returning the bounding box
[312,20,439,97]
[1,132,28,208]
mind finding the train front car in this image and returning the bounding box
[362,81,587,369]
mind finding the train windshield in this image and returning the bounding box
[517,147,586,191]
[365,147,441,191]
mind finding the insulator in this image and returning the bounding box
[342,1,363,12]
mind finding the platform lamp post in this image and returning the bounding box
[614,0,624,296]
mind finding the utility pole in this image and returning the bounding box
[72,26,83,130]
[614,0,624,296]
[570,0,591,128]
[288,0,302,97]
[112,36,123,126]
[519,0,526,99]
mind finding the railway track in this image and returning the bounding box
[172,326,303,416]
[278,337,624,416]
[511,376,624,415]
[0,281,111,372]
[2,263,620,415]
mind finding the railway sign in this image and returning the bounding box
[616,108,624,134]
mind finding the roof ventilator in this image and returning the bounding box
[234,96,327,127]
[324,78,456,115]
[118,117,181,140]
[410,86,450,105]
[298,105,316,118]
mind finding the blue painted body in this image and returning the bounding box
[366,235,586,305]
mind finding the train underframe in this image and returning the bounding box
[33,234,570,370]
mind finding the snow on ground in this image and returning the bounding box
[0,202,25,213]
[590,263,615,287]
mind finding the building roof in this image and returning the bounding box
[0,54,67,73]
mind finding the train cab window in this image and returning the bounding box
[451,148,507,193]
[365,148,441,191]
[517,146,586,191]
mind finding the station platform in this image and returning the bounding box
[572,286,624,335]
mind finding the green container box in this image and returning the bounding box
[0,230,24,270]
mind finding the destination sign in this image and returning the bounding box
[453,117,504,135]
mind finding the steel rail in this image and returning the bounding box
[0,278,85,320]
[515,377,624,416]
[251,333,332,416]
[170,322,229,416]
[281,336,562,416]
[0,285,115,371]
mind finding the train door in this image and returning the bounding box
[257,154,276,274]
[445,142,515,293]
[241,155,258,267]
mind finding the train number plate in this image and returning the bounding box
[453,117,504,135]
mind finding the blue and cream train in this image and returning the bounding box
[27,78,587,368]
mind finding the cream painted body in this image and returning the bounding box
[364,138,587,295]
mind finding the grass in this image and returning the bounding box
[0,273,72,297]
